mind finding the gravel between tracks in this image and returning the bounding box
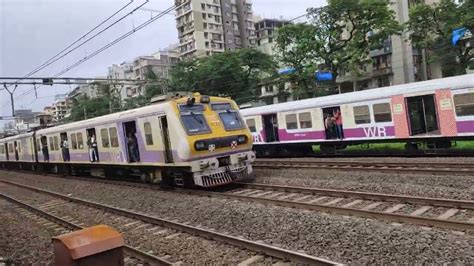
[253,167,474,200]
[0,184,258,265]
[0,171,473,264]
[0,197,55,264]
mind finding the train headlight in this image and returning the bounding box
[237,135,248,144]
[194,141,207,151]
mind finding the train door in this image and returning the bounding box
[123,121,141,163]
[86,128,99,162]
[4,143,9,161]
[159,116,173,163]
[30,137,36,162]
[322,106,343,139]
[13,141,19,161]
[60,132,70,161]
[262,114,279,142]
[406,95,439,136]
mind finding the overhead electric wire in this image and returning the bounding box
[17,0,150,81]
[4,0,138,87]
[13,5,176,101]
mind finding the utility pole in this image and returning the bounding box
[83,107,87,120]
[3,84,18,116]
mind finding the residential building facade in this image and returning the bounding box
[51,94,71,122]
[175,0,256,59]
[255,18,286,56]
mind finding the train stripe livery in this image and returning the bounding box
[0,93,255,187]
[241,74,474,156]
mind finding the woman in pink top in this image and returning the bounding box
[333,109,343,139]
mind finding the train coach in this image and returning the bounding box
[0,93,255,187]
[241,74,474,156]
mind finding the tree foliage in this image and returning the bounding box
[170,48,276,103]
[275,0,401,94]
[67,96,111,122]
[407,0,474,76]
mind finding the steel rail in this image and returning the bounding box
[235,183,474,210]
[3,172,472,231]
[253,159,474,175]
[0,193,172,266]
[0,179,340,266]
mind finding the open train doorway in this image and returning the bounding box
[4,143,9,161]
[123,121,140,163]
[159,116,173,163]
[406,95,439,136]
[60,132,70,161]
[322,106,343,140]
[262,114,279,142]
[13,141,19,161]
[86,128,99,162]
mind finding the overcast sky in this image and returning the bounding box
[0,0,325,120]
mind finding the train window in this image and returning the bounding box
[77,132,84,149]
[143,122,154,146]
[0,145,4,154]
[353,105,371,124]
[71,134,78,150]
[246,119,256,132]
[109,128,119,147]
[36,138,41,152]
[299,112,312,129]
[101,128,110,148]
[286,114,298,130]
[180,113,211,135]
[453,92,474,116]
[8,143,13,153]
[53,136,59,151]
[219,111,245,131]
[211,103,233,111]
[49,137,54,150]
[179,104,205,112]
[373,103,392,122]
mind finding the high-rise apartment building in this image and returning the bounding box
[336,0,444,93]
[175,0,256,59]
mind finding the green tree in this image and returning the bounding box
[67,96,111,122]
[276,0,401,94]
[169,49,276,103]
[275,23,318,99]
[407,0,474,76]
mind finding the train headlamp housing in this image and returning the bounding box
[200,95,210,103]
[194,140,207,151]
[237,135,248,144]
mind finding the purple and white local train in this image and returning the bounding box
[0,94,255,187]
[241,74,474,156]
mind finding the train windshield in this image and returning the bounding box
[219,111,244,131]
[181,112,211,135]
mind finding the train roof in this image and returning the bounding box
[240,74,474,116]
[0,94,235,141]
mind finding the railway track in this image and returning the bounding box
[0,179,339,265]
[0,194,171,266]
[253,159,474,175]
[2,171,473,232]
